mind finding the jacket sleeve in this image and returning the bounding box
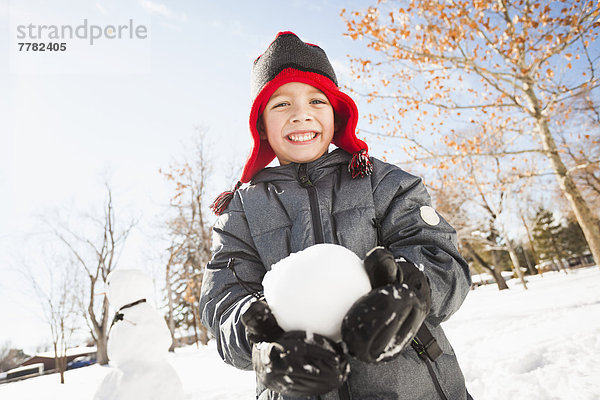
[371,161,471,327]
[199,192,266,370]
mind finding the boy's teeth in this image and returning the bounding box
[288,132,317,142]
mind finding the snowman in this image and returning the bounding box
[262,243,372,342]
[94,269,184,400]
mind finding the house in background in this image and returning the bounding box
[18,346,96,375]
[0,346,97,384]
[0,363,44,382]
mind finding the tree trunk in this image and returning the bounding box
[489,266,509,290]
[59,355,66,384]
[507,241,528,290]
[520,211,540,275]
[464,241,509,290]
[556,258,569,275]
[199,324,209,346]
[166,263,176,352]
[191,308,199,348]
[90,296,110,365]
[526,87,600,270]
[96,333,108,365]
[53,343,66,384]
[522,247,536,275]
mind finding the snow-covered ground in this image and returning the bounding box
[0,342,256,400]
[445,265,600,400]
[1,266,599,400]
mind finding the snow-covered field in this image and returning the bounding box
[1,266,599,400]
[445,265,600,400]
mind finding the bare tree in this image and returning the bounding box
[45,184,136,364]
[431,165,513,289]
[0,342,29,373]
[462,240,509,290]
[161,132,214,348]
[558,93,600,214]
[439,152,529,288]
[518,204,541,276]
[25,258,82,383]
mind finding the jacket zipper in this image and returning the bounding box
[298,163,324,244]
[298,164,352,400]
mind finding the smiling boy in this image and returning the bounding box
[200,32,472,400]
[258,82,335,165]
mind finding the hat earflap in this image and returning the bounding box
[210,181,242,216]
[349,149,373,178]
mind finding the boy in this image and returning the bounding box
[200,31,472,400]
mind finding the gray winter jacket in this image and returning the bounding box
[200,149,471,400]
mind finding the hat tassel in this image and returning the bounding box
[348,149,373,178]
[210,181,242,216]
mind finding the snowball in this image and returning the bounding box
[263,243,372,341]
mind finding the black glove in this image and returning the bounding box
[341,247,431,363]
[241,299,350,397]
[241,298,285,344]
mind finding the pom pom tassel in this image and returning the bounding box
[210,181,242,216]
[348,149,373,178]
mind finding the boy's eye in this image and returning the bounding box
[310,99,327,105]
[272,102,289,108]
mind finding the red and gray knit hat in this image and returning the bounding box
[211,31,372,215]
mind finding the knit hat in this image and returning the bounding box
[211,31,372,215]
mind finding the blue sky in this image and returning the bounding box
[0,0,393,351]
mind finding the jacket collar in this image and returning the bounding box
[250,148,351,185]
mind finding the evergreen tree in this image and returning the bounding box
[561,217,590,260]
[532,208,568,272]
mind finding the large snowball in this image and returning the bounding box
[263,243,371,341]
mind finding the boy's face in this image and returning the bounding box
[258,82,335,166]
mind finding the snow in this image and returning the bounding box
[444,266,600,400]
[34,346,97,359]
[0,343,256,400]
[1,266,599,400]
[471,270,514,284]
[263,244,371,341]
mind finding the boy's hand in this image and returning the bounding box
[241,299,285,344]
[241,299,350,396]
[341,247,431,363]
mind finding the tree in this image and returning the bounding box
[0,342,29,373]
[463,239,509,290]
[532,207,569,273]
[561,215,591,261]
[433,160,508,290]
[431,171,513,289]
[25,258,82,383]
[558,91,600,214]
[513,242,537,275]
[518,204,541,275]
[46,184,136,364]
[343,0,600,269]
[161,133,214,348]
